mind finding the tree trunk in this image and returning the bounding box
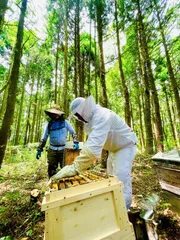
[0,85,8,121]
[163,85,177,145]
[154,1,180,122]
[137,15,154,153]
[87,16,92,96]
[0,64,13,120]
[114,0,131,126]
[0,0,8,31]
[63,3,69,113]
[94,20,98,103]
[137,0,164,152]
[58,60,63,106]
[137,0,163,152]
[35,94,43,143]
[134,67,145,150]
[24,78,34,145]
[76,54,85,141]
[0,0,27,167]
[96,0,108,107]
[30,75,40,143]
[74,10,78,98]
[76,0,82,96]
[14,79,26,145]
[55,30,60,104]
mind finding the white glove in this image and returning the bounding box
[51,145,97,181]
[74,145,97,172]
[51,164,77,180]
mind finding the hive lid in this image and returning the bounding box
[152,149,180,164]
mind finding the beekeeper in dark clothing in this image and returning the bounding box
[36,104,79,178]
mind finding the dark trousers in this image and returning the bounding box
[47,148,64,178]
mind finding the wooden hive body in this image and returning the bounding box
[64,142,83,166]
[41,173,135,240]
[152,150,180,215]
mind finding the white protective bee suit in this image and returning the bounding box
[52,96,137,209]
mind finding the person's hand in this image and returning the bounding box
[51,165,77,180]
[73,142,79,150]
[36,151,41,160]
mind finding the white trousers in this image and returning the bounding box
[107,145,137,209]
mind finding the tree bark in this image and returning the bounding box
[0,85,8,121]
[30,75,40,143]
[137,15,154,153]
[76,0,82,96]
[14,79,26,145]
[24,77,34,145]
[114,0,131,126]
[87,16,92,96]
[54,30,60,104]
[96,0,108,107]
[163,85,177,145]
[74,10,78,98]
[0,0,27,167]
[63,2,69,113]
[94,20,98,103]
[154,0,180,122]
[137,0,163,152]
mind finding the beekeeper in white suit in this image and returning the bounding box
[52,95,137,209]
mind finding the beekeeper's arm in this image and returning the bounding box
[51,115,111,180]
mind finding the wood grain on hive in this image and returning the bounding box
[42,170,135,240]
[64,141,83,166]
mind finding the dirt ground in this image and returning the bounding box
[0,150,179,239]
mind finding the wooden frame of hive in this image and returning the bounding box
[41,176,135,240]
[152,151,180,215]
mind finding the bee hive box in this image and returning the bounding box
[152,149,180,214]
[41,170,135,240]
[64,142,83,166]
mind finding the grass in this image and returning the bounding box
[0,147,180,239]
[0,146,48,240]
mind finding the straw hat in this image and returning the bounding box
[45,104,65,117]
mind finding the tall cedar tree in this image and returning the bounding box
[136,5,154,153]
[95,0,108,107]
[114,0,131,127]
[153,0,180,122]
[0,0,27,167]
[136,0,163,152]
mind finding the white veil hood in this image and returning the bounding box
[69,95,96,122]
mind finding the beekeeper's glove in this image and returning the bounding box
[73,142,79,150]
[36,150,41,160]
[36,140,46,160]
[51,145,97,180]
[51,164,77,180]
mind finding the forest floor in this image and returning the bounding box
[0,145,180,240]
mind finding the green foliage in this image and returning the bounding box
[0,65,7,85]
[0,146,47,239]
[26,229,33,236]
[0,236,11,240]
[0,0,179,155]
[0,22,17,55]
[4,145,38,164]
[159,202,171,208]
[5,192,21,201]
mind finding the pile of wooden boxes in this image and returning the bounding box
[41,170,135,240]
